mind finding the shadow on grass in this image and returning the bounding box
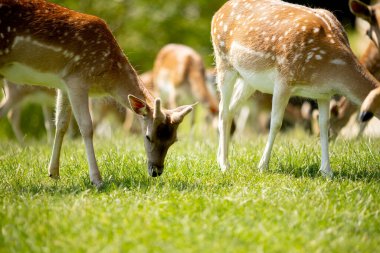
[9,172,230,196]
[273,163,380,183]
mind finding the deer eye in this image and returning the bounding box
[145,135,152,142]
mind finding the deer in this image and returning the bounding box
[152,44,219,128]
[0,0,194,187]
[211,0,380,178]
[348,0,380,122]
[0,79,56,143]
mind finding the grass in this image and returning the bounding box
[0,125,380,253]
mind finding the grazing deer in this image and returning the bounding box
[152,44,219,126]
[0,79,55,143]
[349,0,380,121]
[212,0,379,177]
[0,0,194,186]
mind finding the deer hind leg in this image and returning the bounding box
[66,83,102,186]
[258,82,291,172]
[48,90,71,179]
[217,69,237,172]
[317,99,333,178]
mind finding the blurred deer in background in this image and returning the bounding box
[91,71,153,136]
[0,79,55,143]
[0,0,194,186]
[152,44,219,130]
[349,0,380,124]
[212,0,379,177]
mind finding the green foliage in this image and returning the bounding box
[50,0,225,72]
[0,130,380,252]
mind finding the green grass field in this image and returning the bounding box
[0,123,379,253]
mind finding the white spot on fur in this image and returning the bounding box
[330,59,346,65]
[315,55,322,60]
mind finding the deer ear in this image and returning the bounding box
[128,95,148,116]
[349,0,371,22]
[170,105,193,124]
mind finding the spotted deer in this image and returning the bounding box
[152,44,219,126]
[348,0,380,121]
[0,0,194,186]
[212,0,380,177]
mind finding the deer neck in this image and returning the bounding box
[339,57,379,106]
[360,43,380,80]
[111,61,155,110]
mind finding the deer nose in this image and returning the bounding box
[359,111,374,122]
[148,163,164,177]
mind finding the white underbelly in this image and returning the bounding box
[0,62,65,89]
[236,67,276,94]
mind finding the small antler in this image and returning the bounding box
[153,98,166,122]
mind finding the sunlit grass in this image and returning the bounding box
[1,124,380,253]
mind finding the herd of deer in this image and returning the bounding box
[1,0,380,186]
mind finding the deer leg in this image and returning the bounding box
[258,83,291,171]
[217,70,238,172]
[1,85,22,141]
[66,85,102,186]
[48,90,71,179]
[123,108,134,133]
[357,121,368,139]
[7,106,24,143]
[318,99,333,178]
[42,105,55,144]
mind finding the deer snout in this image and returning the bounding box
[148,163,164,177]
[359,111,374,122]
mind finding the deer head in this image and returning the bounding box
[350,0,380,47]
[360,87,380,121]
[128,95,193,177]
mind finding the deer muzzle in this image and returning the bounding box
[148,163,164,177]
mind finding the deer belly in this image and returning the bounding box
[236,67,276,94]
[0,62,65,89]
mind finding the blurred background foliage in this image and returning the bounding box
[48,0,365,72]
[0,0,371,140]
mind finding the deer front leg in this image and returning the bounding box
[48,90,71,179]
[66,83,102,187]
[217,70,238,172]
[318,99,333,178]
[258,83,291,172]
